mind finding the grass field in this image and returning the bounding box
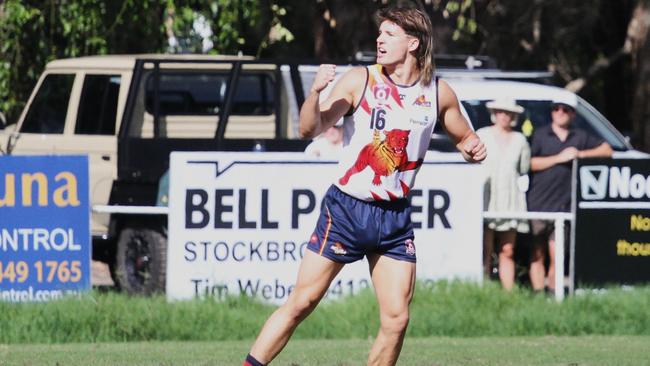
[2,282,649,344]
[2,282,649,365]
[2,336,649,365]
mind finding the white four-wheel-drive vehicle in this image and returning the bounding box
[0,54,314,294]
[0,54,641,294]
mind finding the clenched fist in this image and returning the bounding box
[461,135,487,163]
[557,147,579,163]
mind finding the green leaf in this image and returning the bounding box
[446,1,460,14]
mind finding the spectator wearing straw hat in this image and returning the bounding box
[477,98,530,290]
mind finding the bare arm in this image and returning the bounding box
[437,79,487,163]
[530,148,576,172]
[519,138,531,175]
[578,142,613,159]
[531,142,612,172]
[299,65,366,139]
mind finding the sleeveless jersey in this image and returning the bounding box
[334,64,439,201]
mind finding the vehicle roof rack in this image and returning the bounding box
[354,51,497,70]
[436,69,555,82]
[353,52,553,82]
[434,54,497,70]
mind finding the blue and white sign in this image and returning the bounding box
[0,156,91,302]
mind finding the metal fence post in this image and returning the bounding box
[553,218,565,301]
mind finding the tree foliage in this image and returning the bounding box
[0,0,291,123]
[308,0,646,149]
[0,0,168,122]
[0,0,648,150]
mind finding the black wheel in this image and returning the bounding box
[115,226,167,295]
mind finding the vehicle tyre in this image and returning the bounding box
[115,226,167,295]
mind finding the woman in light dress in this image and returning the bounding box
[477,99,530,290]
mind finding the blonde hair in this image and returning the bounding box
[490,112,519,128]
[377,6,435,86]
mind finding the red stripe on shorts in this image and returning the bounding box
[318,206,332,255]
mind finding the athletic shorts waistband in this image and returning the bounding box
[329,185,409,210]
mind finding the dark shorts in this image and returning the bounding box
[307,185,416,263]
[531,219,555,238]
[530,219,571,245]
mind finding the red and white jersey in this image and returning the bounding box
[334,64,439,201]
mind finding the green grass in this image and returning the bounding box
[2,336,649,365]
[1,281,649,344]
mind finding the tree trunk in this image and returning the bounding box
[313,1,378,61]
[629,0,650,151]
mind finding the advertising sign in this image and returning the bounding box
[0,156,91,302]
[573,158,650,286]
[167,152,483,303]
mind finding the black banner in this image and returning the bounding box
[573,158,650,286]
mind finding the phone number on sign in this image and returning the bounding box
[0,261,82,283]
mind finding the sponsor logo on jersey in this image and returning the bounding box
[330,242,347,255]
[405,239,416,256]
[409,116,430,126]
[413,94,432,107]
[372,84,391,105]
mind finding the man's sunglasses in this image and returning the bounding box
[552,104,574,113]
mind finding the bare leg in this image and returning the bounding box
[497,230,516,291]
[366,254,416,366]
[529,239,546,291]
[248,251,344,364]
[483,226,495,279]
[547,238,556,291]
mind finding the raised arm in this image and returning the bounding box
[299,65,366,139]
[437,79,487,163]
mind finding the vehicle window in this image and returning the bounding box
[233,73,275,115]
[461,100,600,138]
[75,75,121,135]
[144,72,275,116]
[21,74,75,134]
[574,102,627,150]
[459,100,555,134]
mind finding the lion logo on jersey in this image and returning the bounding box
[339,129,423,186]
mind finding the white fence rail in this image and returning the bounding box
[92,205,168,215]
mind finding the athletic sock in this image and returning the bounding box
[243,353,266,366]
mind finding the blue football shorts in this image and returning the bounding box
[307,185,417,263]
